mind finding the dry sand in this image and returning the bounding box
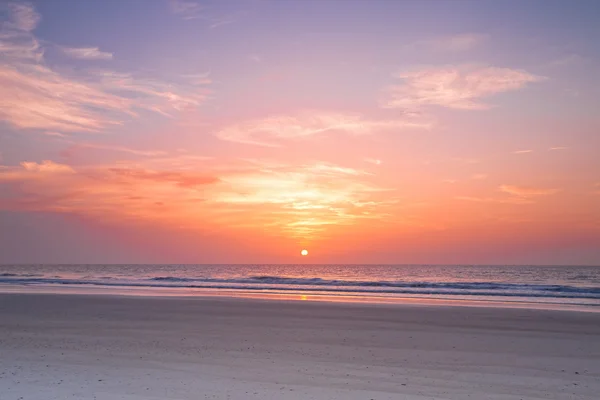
[0,293,599,399]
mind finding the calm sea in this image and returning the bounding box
[1,264,599,308]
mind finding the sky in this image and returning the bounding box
[0,0,599,265]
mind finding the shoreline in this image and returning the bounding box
[0,283,598,313]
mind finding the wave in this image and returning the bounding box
[149,275,600,294]
[1,274,599,300]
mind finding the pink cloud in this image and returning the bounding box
[499,185,560,197]
[0,3,211,133]
[513,150,533,154]
[108,168,219,188]
[0,158,394,238]
[215,112,432,146]
[364,158,382,166]
[61,46,113,60]
[61,142,168,157]
[383,65,545,111]
[455,196,533,205]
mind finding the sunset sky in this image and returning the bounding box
[1,0,599,265]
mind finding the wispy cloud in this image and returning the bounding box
[499,185,560,197]
[0,4,211,133]
[169,0,236,28]
[61,46,113,60]
[0,64,132,132]
[169,0,203,20]
[471,173,487,180]
[0,64,210,132]
[0,158,392,238]
[209,18,235,29]
[364,158,382,165]
[407,33,488,52]
[513,150,533,154]
[6,2,40,32]
[182,72,212,85]
[215,112,432,147]
[306,163,372,176]
[548,54,585,67]
[21,160,74,173]
[108,167,219,188]
[549,146,568,151]
[42,131,67,138]
[455,196,533,205]
[382,65,545,111]
[456,184,560,205]
[0,3,43,61]
[61,142,169,157]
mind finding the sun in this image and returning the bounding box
[301,249,308,256]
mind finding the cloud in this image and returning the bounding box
[0,65,209,133]
[0,64,132,132]
[169,0,235,27]
[92,71,210,116]
[499,185,560,197]
[215,112,432,147]
[61,46,113,60]
[0,3,211,133]
[1,3,43,61]
[455,196,533,205]
[471,174,487,180]
[21,160,74,173]
[108,168,219,188]
[0,160,74,182]
[382,65,545,111]
[306,163,372,176]
[364,158,382,165]
[182,72,212,85]
[513,150,533,154]
[169,0,203,20]
[209,18,235,29]
[62,142,169,157]
[408,33,488,52]
[549,54,585,67]
[6,3,40,32]
[549,146,568,151]
[0,158,392,238]
[42,131,67,138]
[214,162,393,236]
[455,184,560,205]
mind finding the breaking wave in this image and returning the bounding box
[1,274,599,300]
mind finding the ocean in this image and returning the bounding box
[1,264,599,308]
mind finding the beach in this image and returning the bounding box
[1,294,599,399]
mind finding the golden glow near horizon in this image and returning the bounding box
[301,249,309,256]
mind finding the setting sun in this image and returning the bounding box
[301,249,309,256]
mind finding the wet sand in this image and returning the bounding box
[1,293,599,399]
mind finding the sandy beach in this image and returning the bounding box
[1,294,599,400]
